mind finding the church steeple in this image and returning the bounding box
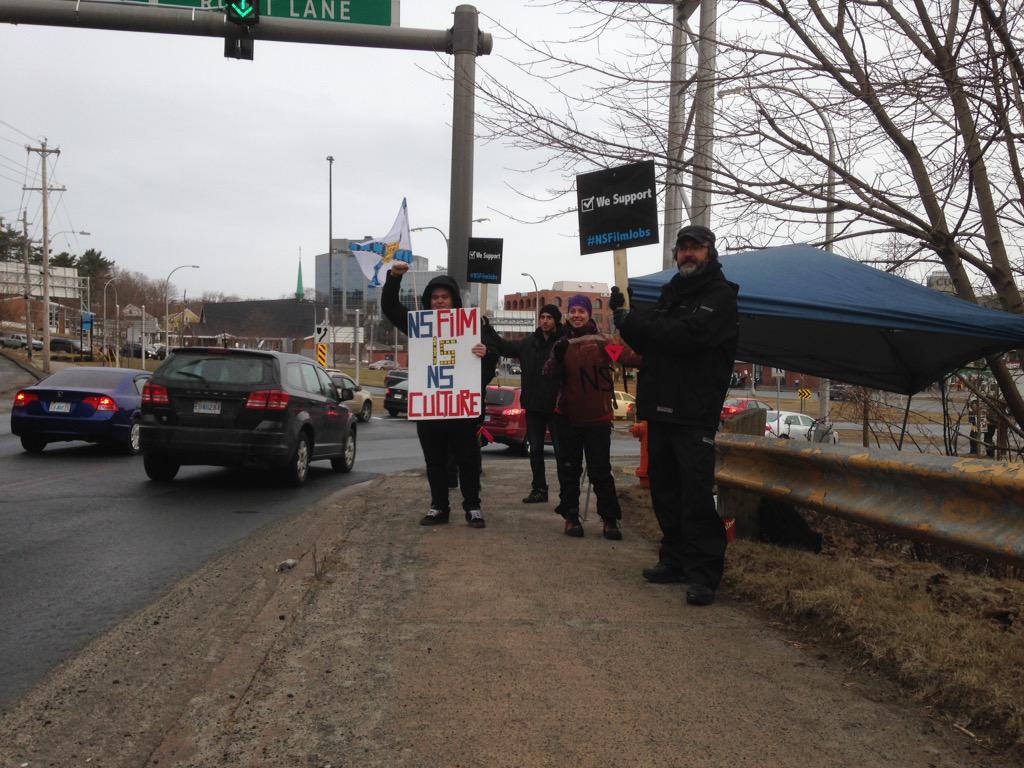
[295,256,304,300]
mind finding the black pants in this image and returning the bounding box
[647,421,726,590]
[525,410,560,492]
[554,417,620,522]
[416,418,481,513]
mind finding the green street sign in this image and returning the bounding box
[122,0,393,27]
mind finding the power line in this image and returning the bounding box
[0,118,39,142]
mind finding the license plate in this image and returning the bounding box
[194,400,221,415]
[394,392,405,400]
[50,402,72,414]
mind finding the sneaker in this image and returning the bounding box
[642,562,684,583]
[420,508,450,526]
[522,489,548,504]
[602,519,623,541]
[466,509,486,529]
[686,583,716,606]
[563,514,584,538]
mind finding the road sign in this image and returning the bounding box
[576,160,659,255]
[316,343,328,366]
[120,0,394,27]
[798,388,813,400]
[467,237,503,284]
[315,324,328,344]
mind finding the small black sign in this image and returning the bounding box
[467,237,503,284]
[576,160,659,255]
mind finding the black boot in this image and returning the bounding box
[522,488,548,504]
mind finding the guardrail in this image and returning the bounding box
[714,433,1024,566]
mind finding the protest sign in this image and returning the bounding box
[406,307,482,420]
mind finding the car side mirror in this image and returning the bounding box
[340,387,354,402]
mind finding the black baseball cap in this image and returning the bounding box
[675,225,716,246]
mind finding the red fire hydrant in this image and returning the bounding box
[629,420,649,488]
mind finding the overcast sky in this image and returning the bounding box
[0,0,674,302]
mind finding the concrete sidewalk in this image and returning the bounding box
[0,461,995,767]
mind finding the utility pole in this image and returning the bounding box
[690,0,717,228]
[25,140,65,374]
[21,210,34,360]
[354,308,361,385]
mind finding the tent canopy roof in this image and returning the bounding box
[627,245,1024,395]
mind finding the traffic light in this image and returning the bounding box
[225,0,259,26]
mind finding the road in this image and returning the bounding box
[0,369,639,712]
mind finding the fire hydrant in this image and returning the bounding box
[629,420,649,488]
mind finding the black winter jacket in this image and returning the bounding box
[486,325,563,413]
[618,263,739,432]
[381,270,498,395]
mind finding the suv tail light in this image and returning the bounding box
[142,382,169,405]
[246,389,290,411]
[82,395,118,412]
[13,391,39,408]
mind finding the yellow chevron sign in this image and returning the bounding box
[316,343,328,367]
[798,388,813,400]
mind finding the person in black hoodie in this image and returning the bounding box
[382,260,496,529]
[612,225,739,606]
[485,304,564,504]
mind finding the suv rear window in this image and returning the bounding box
[485,388,516,406]
[159,352,276,386]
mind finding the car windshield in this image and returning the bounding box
[40,369,127,389]
[160,353,275,385]
[485,388,516,406]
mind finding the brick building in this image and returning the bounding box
[503,281,613,333]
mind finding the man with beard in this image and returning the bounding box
[611,225,739,606]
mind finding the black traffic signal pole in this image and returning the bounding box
[0,0,492,297]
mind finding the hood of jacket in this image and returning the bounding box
[421,275,463,310]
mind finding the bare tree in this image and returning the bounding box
[473,0,1024,423]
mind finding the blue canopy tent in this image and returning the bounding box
[628,244,1024,396]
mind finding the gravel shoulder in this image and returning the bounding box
[1,461,1018,767]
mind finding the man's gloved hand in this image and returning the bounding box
[553,336,569,363]
[609,286,626,311]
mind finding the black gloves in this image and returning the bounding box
[609,286,626,311]
[553,336,569,363]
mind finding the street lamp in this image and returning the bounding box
[164,264,200,350]
[327,155,337,317]
[411,218,489,251]
[103,276,118,366]
[520,271,540,317]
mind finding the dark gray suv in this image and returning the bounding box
[140,348,357,485]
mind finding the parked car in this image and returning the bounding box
[612,390,636,420]
[326,369,373,422]
[2,333,43,350]
[50,336,83,354]
[384,367,409,387]
[384,379,409,417]
[483,385,552,453]
[765,410,840,444]
[720,397,772,422]
[121,342,160,359]
[11,367,150,454]
[139,348,357,485]
[368,359,399,370]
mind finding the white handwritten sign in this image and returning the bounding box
[406,308,482,420]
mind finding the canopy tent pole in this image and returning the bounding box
[898,394,912,451]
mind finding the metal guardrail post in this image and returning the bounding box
[715,434,1024,565]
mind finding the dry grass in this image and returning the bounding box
[618,482,1024,758]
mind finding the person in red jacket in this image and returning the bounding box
[543,294,640,539]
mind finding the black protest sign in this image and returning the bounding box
[467,237,503,284]
[576,160,659,255]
